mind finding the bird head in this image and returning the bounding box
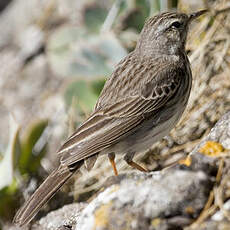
[136,10,207,56]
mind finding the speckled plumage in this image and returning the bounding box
[14,10,207,226]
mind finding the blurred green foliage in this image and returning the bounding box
[120,0,150,32]
[64,80,103,114]
[0,180,18,222]
[64,79,105,127]
[47,28,127,78]
[83,4,107,33]
[19,120,48,175]
[0,118,48,222]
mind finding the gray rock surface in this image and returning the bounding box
[6,204,86,230]
[190,111,230,154]
[32,203,86,230]
[75,169,211,230]
[8,112,230,230]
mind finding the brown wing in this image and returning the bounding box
[59,56,183,167]
[95,53,181,110]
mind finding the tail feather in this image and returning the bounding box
[13,162,83,226]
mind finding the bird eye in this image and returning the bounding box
[171,21,182,29]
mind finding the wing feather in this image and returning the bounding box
[59,59,183,167]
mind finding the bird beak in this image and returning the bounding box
[188,9,208,22]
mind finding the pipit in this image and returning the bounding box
[14,10,207,226]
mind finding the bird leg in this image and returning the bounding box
[108,152,118,176]
[124,153,148,172]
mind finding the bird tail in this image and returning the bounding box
[13,161,83,226]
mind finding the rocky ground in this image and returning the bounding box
[6,111,230,230]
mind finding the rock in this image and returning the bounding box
[75,111,230,230]
[211,200,230,222]
[17,25,44,61]
[9,113,230,230]
[190,111,230,153]
[5,204,86,230]
[186,220,230,230]
[31,203,86,230]
[184,111,230,175]
[75,169,211,230]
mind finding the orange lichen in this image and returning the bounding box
[199,141,224,157]
[94,203,111,229]
[179,156,192,166]
[185,206,195,215]
[151,218,161,227]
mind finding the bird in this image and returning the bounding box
[14,9,207,226]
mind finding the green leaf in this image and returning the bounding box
[0,115,20,190]
[83,4,108,33]
[149,0,160,16]
[64,80,99,114]
[19,119,48,175]
[125,0,150,32]
[0,179,19,221]
[0,115,20,221]
[47,28,127,78]
[90,79,106,96]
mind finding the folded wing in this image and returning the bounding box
[59,60,183,167]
